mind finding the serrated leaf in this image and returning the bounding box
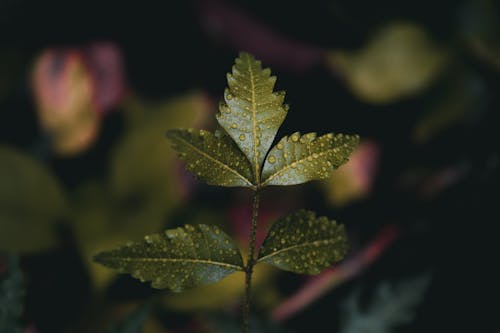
[166,129,255,188]
[94,224,244,292]
[216,52,288,181]
[261,132,359,186]
[0,255,24,333]
[0,145,66,252]
[258,210,348,274]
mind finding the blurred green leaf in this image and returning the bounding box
[107,303,151,333]
[166,129,255,188]
[413,71,484,143]
[258,210,348,274]
[216,52,288,181]
[0,145,66,252]
[72,181,171,289]
[340,275,430,333]
[111,93,211,217]
[163,263,275,311]
[94,224,244,291]
[261,132,359,186]
[327,22,448,103]
[0,255,24,333]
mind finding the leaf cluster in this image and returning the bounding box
[94,53,358,292]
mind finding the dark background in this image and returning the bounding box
[1,0,499,332]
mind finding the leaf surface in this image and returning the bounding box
[258,210,348,274]
[94,224,244,291]
[261,132,359,186]
[0,145,66,252]
[166,129,254,188]
[216,52,288,181]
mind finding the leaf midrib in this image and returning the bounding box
[105,257,243,270]
[257,238,336,262]
[247,56,260,183]
[176,134,255,188]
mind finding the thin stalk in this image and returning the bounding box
[242,190,260,333]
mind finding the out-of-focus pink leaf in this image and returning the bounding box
[82,42,127,115]
[196,0,322,72]
[31,42,126,155]
[324,141,380,207]
[272,225,399,321]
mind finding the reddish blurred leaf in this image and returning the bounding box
[324,141,380,207]
[31,42,126,155]
[196,0,322,72]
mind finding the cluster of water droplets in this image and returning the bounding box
[261,132,360,186]
[258,210,348,275]
[94,224,243,292]
[216,53,288,177]
[166,129,254,187]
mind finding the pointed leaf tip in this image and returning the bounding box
[166,129,255,188]
[261,132,360,186]
[216,53,288,182]
[94,224,244,291]
[258,210,348,274]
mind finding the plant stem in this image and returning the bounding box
[242,190,260,333]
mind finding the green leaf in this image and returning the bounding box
[258,210,348,274]
[94,224,244,291]
[111,93,210,217]
[216,52,288,181]
[0,145,66,252]
[261,132,359,186]
[0,255,24,333]
[107,303,151,333]
[166,129,255,188]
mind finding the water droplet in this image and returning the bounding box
[226,94,233,100]
[277,143,284,150]
[268,155,276,164]
[239,134,246,141]
[144,235,153,244]
[225,107,231,114]
[256,138,261,146]
[242,112,248,117]
[291,133,300,142]
[231,123,238,129]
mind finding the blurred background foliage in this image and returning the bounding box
[1,0,499,332]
